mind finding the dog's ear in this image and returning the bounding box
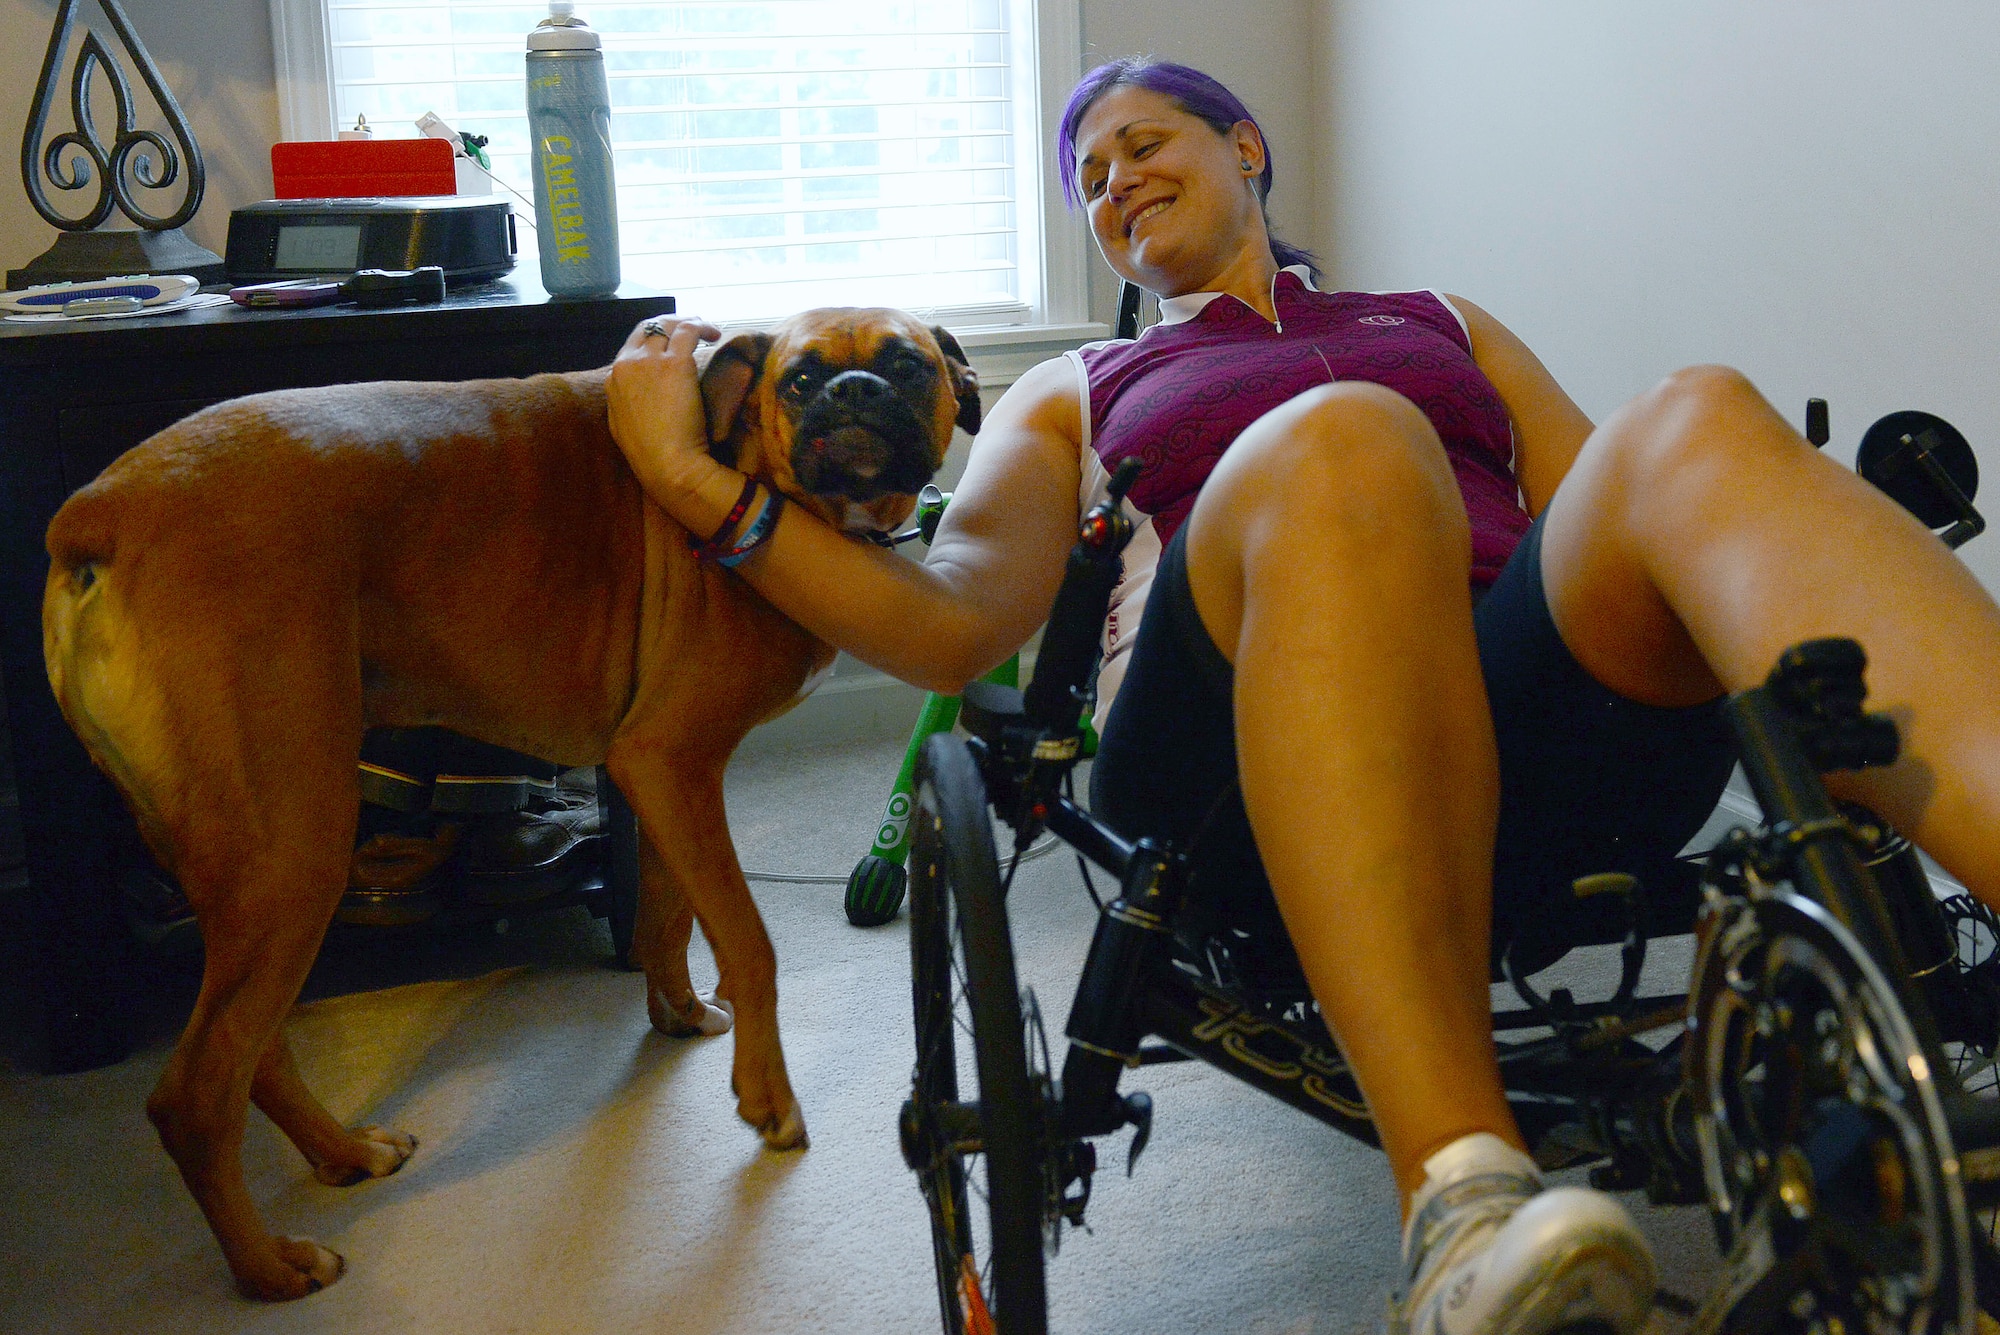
[929,325,982,436]
[697,331,775,460]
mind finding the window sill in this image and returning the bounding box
[949,321,1112,388]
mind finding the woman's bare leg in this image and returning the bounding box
[1160,363,2000,1211]
[1180,381,1517,1203]
[1539,365,2000,903]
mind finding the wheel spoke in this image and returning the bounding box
[1932,893,2000,1271]
[951,922,977,1043]
[967,1151,988,1207]
[1954,1049,2000,1087]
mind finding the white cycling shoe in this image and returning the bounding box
[1389,1133,1656,1335]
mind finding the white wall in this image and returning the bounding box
[1321,0,2000,593]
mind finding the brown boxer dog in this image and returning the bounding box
[40,307,979,1300]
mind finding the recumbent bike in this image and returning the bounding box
[895,402,2000,1335]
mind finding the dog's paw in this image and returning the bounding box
[237,1236,345,1300]
[756,1098,810,1151]
[312,1127,418,1186]
[701,995,736,1033]
[648,987,734,1038]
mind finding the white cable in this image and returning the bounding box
[741,869,856,886]
[742,833,1063,885]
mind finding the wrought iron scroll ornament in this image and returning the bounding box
[22,0,206,233]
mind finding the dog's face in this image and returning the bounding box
[697,308,980,537]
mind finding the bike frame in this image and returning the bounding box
[908,411,2000,1332]
[950,629,2000,1327]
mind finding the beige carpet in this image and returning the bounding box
[0,736,1729,1334]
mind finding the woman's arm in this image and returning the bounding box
[605,317,1084,694]
[1446,295,1595,516]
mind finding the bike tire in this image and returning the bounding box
[906,734,1048,1335]
[1931,889,2000,1318]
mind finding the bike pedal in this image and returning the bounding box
[1588,1158,1647,1192]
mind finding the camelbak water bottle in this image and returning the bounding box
[525,0,620,296]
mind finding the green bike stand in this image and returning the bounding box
[843,659,1103,926]
[843,657,1019,926]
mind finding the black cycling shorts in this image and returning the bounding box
[1088,514,1736,961]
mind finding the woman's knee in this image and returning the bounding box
[1601,365,1790,480]
[1566,364,1806,533]
[1184,383,1475,666]
[1639,363,1773,430]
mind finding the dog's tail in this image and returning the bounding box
[47,480,118,579]
[43,485,174,842]
[45,483,118,699]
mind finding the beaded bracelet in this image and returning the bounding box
[715,489,785,568]
[688,474,760,559]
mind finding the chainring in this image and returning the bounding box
[1687,887,1974,1334]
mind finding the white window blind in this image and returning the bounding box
[324,0,1038,322]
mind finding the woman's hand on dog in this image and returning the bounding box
[608,315,731,522]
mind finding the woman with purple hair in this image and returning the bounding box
[606,57,2000,1335]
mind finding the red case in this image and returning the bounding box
[270,139,457,199]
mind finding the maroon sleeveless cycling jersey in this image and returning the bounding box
[1076,270,1527,574]
[1067,270,1532,725]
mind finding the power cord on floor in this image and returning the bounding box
[740,834,1063,885]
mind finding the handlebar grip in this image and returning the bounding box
[1021,546,1123,731]
[1020,458,1142,734]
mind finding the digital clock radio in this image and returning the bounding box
[224,196,516,285]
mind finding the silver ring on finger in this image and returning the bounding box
[641,318,670,339]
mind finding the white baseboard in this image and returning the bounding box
[734,672,931,760]
[733,649,1043,760]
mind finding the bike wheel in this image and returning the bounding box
[1934,892,2000,1110]
[1931,891,2000,1315]
[901,734,1048,1335]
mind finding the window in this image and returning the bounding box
[270,0,1090,329]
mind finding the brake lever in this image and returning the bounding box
[1019,458,1142,734]
[1085,458,1142,552]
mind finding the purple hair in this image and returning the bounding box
[1057,57,1321,277]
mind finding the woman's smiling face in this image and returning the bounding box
[1072,84,1268,299]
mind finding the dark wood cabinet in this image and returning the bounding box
[0,277,673,1072]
